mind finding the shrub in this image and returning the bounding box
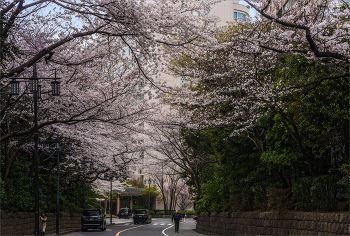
[267,188,292,211]
[231,194,242,211]
[150,210,155,214]
[66,202,81,214]
[185,210,195,215]
[241,188,254,211]
[132,205,146,210]
[253,185,268,210]
[156,211,165,215]
[292,176,313,211]
[86,204,94,209]
[292,175,344,211]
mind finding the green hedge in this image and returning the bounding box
[132,205,147,210]
[292,175,345,211]
[184,210,195,215]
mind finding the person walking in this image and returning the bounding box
[184,211,187,223]
[39,213,47,236]
[172,210,182,233]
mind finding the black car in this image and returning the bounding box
[133,209,152,224]
[118,208,133,219]
[81,209,106,231]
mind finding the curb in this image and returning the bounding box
[47,223,121,235]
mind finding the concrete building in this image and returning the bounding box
[211,0,251,25]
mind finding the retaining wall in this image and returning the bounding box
[0,210,80,235]
[196,212,350,235]
[152,214,195,218]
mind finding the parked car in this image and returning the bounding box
[133,209,152,224]
[81,209,106,231]
[118,208,132,219]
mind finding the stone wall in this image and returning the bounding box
[0,210,81,235]
[152,214,195,218]
[196,212,350,235]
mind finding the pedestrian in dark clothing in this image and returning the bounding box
[172,210,182,233]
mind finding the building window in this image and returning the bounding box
[234,12,246,21]
[181,74,186,87]
[204,6,210,16]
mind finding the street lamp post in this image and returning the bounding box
[45,136,72,235]
[76,160,94,209]
[10,64,61,235]
[110,175,113,225]
[148,178,151,211]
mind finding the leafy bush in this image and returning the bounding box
[185,210,195,215]
[292,175,344,211]
[86,204,94,209]
[149,210,155,214]
[156,211,165,215]
[66,202,81,214]
[86,201,104,211]
[132,205,147,210]
[240,188,254,211]
[292,176,313,211]
[267,188,292,211]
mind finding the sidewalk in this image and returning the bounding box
[46,217,133,235]
[163,220,205,236]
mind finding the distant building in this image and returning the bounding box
[210,0,250,25]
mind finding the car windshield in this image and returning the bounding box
[120,209,127,212]
[83,211,100,216]
[135,210,147,214]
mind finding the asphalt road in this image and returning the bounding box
[67,218,204,236]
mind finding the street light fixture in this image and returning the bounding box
[76,159,94,209]
[9,63,61,236]
[10,79,20,95]
[103,172,115,225]
[148,178,152,211]
[45,135,72,235]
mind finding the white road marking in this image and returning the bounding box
[160,223,165,225]
[162,224,174,236]
[167,224,172,225]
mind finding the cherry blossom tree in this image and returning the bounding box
[1,0,219,191]
[161,0,349,177]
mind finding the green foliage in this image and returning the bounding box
[132,205,147,210]
[175,50,349,213]
[156,211,165,215]
[1,160,36,212]
[338,164,350,192]
[292,175,346,211]
[1,157,101,213]
[185,210,195,215]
